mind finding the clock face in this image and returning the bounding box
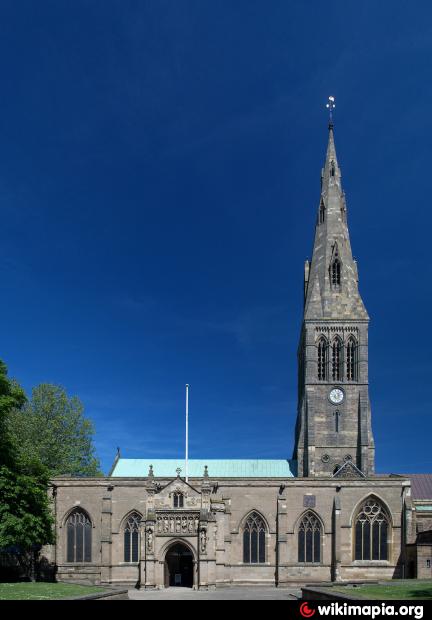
[329,388,344,404]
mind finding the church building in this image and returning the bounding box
[46,121,432,588]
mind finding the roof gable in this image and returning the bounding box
[332,460,365,479]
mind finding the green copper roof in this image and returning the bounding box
[110,459,295,478]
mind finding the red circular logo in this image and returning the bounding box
[299,603,316,618]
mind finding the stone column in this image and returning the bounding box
[276,491,288,586]
[138,516,146,587]
[100,485,113,585]
[141,466,157,588]
[198,471,216,589]
[198,509,209,589]
[331,492,341,582]
[402,481,413,578]
[143,513,157,588]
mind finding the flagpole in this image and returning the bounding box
[185,384,189,482]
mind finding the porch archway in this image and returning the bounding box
[164,542,194,588]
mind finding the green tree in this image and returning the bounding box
[9,383,101,477]
[0,360,54,580]
[0,360,26,469]
[0,462,54,579]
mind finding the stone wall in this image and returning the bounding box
[48,474,409,588]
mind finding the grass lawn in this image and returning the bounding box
[333,580,432,600]
[0,582,108,600]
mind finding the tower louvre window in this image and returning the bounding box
[331,257,341,288]
[317,337,328,381]
[319,200,326,224]
[331,337,342,381]
[330,161,335,177]
[346,337,358,381]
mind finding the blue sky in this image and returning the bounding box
[0,1,431,474]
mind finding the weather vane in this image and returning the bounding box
[326,96,336,124]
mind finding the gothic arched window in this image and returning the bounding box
[317,337,328,381]
[124,512,141,563]
[243,512,266,564]
[173,492,184,508]
[346,337,358,381]
[66,509,92,563]
[331,337,342,381]
[298,512,322,563]
[354,499,390,561]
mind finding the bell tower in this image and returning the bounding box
[293,104,375,477]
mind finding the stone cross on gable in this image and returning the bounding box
[176,467,182,477]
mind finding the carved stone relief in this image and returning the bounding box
[156,513,200,536]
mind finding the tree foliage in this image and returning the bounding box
[8,383,101,477]
[0,361,54,577]
[0,360,26,469]
[0,464,54,549]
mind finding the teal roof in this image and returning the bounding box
[110,459,295,478]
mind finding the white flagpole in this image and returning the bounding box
[185,384,189,482]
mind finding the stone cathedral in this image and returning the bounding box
[46,122,432,588]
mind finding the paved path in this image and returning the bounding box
[128,586,301,600]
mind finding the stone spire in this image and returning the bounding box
[303,124,368,321]
[294,115,375,478]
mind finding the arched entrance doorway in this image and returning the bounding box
[164,542,194,588]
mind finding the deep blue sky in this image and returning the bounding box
[0,1,431,475]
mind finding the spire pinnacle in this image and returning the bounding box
[322,106,340,188]
[325,96,337,168]
[326,95,335,128]
[303,111,368,322]
[326,123,338,167]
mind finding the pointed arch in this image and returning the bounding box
[162,539,197,588]
[65,508,92,563]
[317,336,328,381]
[123,511,142,563]
[350,494,393,528]
[62,505,93,527]
[238,509,270,533]
[331,335,343,381]
[297,510,323,563]
[120,509,143,530]
[294,508,325,533]
[346,336,358,381]
[160,537,197,561]
[241,510,267,564]
[352,495,391,561]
